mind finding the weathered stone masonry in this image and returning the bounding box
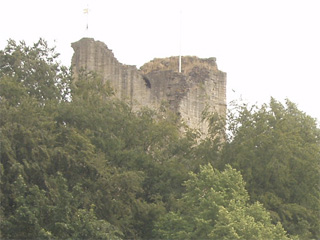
[71,38,226,133]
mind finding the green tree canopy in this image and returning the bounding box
[222,98,320,239]
[0,40,123,239]
[0,39,197,239]
[153,164,290,239]
[2,39,318,240]
[0,39,70,103]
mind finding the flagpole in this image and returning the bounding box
[179,10,182,73]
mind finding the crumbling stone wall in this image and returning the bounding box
[71,38,226,133]
[71,38,151,106]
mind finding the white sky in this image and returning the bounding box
[1,0,319,121]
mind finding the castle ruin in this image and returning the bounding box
[71,38,226,133]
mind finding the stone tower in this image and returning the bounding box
[71,38,226,133]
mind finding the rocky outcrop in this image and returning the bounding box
[71,38,226,133]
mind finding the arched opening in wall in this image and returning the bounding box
[143,76,151,88]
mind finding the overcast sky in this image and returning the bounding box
[1,0,319,121]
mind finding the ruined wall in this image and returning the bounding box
[140,57,227,132]
[71,38,226,133]
[71,38,151,107]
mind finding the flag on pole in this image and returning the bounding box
[83,6,89,32]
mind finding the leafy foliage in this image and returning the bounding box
[153,164,290,239]
[0,39,70,103]
[222,99,320,239]
[0,39,196,239]
[1,39,318,239]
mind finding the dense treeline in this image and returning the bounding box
[0,40,319,239]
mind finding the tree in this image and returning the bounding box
[222,98,320,239]
[0,40,123,239]
[0,173,52,239]
[0,171,123,239]
[153,164,290,239]
[0,39,70,103]
[57,70,193,238]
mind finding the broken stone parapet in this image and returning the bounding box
[71,38,226,134]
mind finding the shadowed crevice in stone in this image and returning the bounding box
[142,75,151,89]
